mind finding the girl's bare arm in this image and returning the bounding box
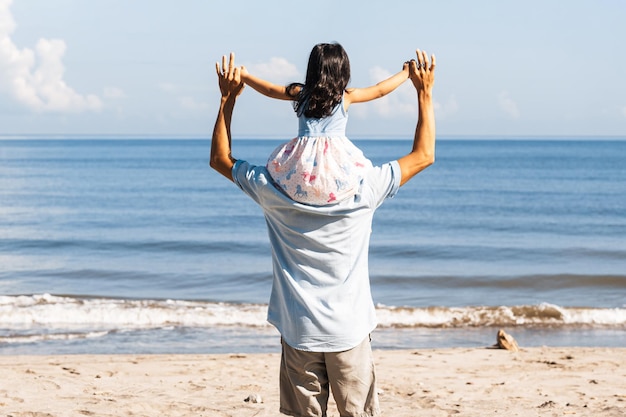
[240,66,299,100]
[344,61,410,108]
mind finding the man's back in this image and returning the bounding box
[232,159,401,351]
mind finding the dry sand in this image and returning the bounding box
[1,347,624,417]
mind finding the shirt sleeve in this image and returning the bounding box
[360,160,401,208]
[232,159,278,206]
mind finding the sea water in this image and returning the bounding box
[0,138,624,354]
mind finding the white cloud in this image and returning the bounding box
[0,0,102,112]
[158,82,208,111]
[103,87,126,99]
[246,57,300,84]
[498,91,520,119]
[351,66,416,120]
[0,0,16,36]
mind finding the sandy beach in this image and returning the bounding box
[1,347,624,417]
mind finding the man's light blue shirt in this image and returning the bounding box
[232,159,401,352]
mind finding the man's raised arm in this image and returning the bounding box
[397,49,436,186]
[210,52,244,182]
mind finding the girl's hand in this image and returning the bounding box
[239,65,250,81]
[402,61,410,76]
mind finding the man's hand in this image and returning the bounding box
[409,49,436,92]
[215,52,244,99]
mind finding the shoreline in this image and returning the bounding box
[1,347,624,416]
[3,325,625,356]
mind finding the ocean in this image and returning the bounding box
[1,138,625,354]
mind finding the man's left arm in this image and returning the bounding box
[210,52,244,182]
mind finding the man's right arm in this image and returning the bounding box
[397,50,436,186]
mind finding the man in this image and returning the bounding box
[210,49,435,417]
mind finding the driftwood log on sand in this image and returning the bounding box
[496,329,519,351]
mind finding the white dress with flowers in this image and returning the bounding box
[266,96,372,206]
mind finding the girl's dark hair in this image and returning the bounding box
[288,43,350,119]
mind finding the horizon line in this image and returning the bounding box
[1,134,625,141]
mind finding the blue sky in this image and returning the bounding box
[1,0,624,138]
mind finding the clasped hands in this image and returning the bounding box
[408,49,436,91]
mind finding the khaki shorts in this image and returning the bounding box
[279,336,380,417]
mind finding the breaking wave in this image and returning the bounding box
[1,294,624,331]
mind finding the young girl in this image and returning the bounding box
[241,43,409,205]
